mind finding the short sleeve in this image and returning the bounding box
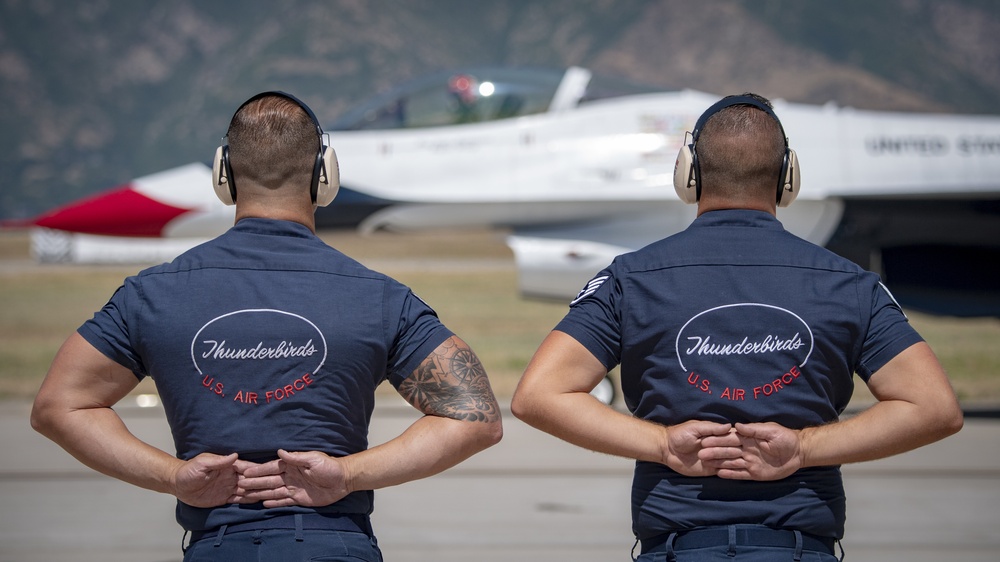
[554,265,623,371]
[385,288,454,388]
[77,280,147,380]
[856,281,924,381]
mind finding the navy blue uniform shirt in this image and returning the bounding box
[557,209,922,539]
[79,218,453,531]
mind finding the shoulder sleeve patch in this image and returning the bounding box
[570,275,610,305]
[878,281,907,320]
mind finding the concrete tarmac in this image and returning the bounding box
[1,398,998,562]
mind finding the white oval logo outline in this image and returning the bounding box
[675,303,814,372]
[190,308,328,376]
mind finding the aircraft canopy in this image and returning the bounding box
[331,67,660,130]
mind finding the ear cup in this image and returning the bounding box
[777,149,800,208]
[212,145,236,206]
[673,144,699,204]
[313,146,340,207]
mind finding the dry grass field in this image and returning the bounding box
[2,228,998,405]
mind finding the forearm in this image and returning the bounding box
[341,414,501,491]
[512,330,668,464]
[31,403,182,495]
[800,343,963,467]
[800,397,962,468]
[345,333,501,490]
[513,389,667,464]
[31,333,186,496]
[718,343,965,482]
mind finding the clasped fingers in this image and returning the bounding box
[238,473,287,491]
[236,458,284,478]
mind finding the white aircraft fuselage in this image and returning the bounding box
[21,67,1000,316]
[323,69,1000,316]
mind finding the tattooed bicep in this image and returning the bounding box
[397,336,500,423]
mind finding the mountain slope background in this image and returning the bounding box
[1,0,999,220]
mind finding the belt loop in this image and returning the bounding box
[294,513,304,542]
[665,532,678,562]
[213,524,228,547]
[727,525,737,557]
[792,530,803,561]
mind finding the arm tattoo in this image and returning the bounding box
[398,337,500,423]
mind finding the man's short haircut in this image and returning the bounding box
[226,95,318,191]
[697,93,787,202]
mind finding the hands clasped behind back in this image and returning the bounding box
[194,419,801,511]
[235,449,350,508]
[666,420,803,481]
[172,450,349,509]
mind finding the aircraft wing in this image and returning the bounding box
[504,198,846,300]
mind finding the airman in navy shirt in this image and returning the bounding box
[512,93,962,561]
[32,92,502,561]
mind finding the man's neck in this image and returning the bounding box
[696,198,776,217]
[235,203,316,233]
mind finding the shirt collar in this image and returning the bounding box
[690,209,785,231]
[231,217,316,239]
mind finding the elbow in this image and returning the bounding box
[510,385,554,430]
[480,399,504,449]
[510,371,545,423]
[485,418,503,448]
[936,389,965,439]
[510,382,552,429]
[29,388,76,441]
[29,396,57,438]
[941,404,965,439]
[463,404,503,451]
[465,418,502,455]
[28,406,45,435]
[509,389,532,425]
[509,393,524,421]
[923,398,964,444]
[948,415,964,439]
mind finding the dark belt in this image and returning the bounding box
[188,513,372,545]
[641,526,836,555]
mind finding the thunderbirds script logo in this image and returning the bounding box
[676,303,814,402]
[190,309,327,406]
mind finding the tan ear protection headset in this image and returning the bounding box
[213,91,339,207]
[673,95,799,207]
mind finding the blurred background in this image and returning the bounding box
[2,0,999,221]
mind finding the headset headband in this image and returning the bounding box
[692,94,787,148]
[230,91,325,140]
